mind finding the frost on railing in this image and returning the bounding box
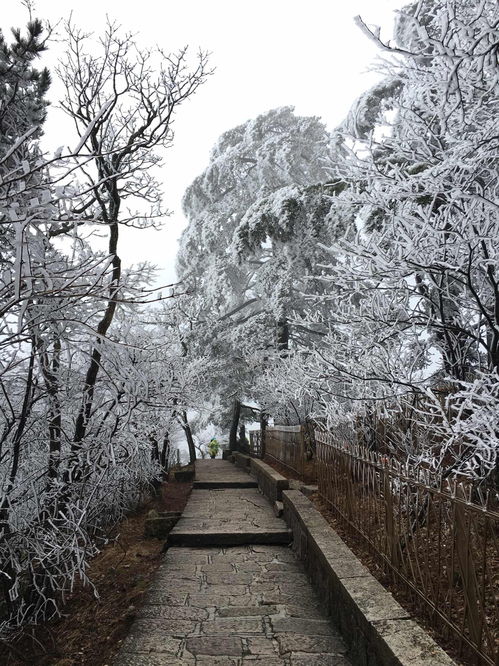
[315,428,499,666]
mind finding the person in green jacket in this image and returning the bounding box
[207,437,220,459]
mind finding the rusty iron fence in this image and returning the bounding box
[315,429,499,666]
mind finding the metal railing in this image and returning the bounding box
[315,429,499,666]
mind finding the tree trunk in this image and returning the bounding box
[180,411,196,464]
[238,423,246,452]
[0,343,36,610]
[277,318,289,352]
[229,399,241,451]
[260,411,268,459]
[73,220,121,447]
[160,433,170,478]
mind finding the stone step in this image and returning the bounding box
[192,480,258,489]
[167,528,292,547]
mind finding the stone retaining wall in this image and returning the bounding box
[249,458,289,502]
[233,452,251,470]
[282,490,454,666]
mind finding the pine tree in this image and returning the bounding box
[0,18,50,152]
[177,108,338,438]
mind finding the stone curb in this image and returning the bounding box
[249,458,289,502]
[173,468,195,482]
[227,455,453,664]
[234,451,251,469]
[144,511,182,538]
[282,490,455,666]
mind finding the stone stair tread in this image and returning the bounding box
[167,528,293,546]
[194,458,252,484]
[170,525,291,534]
[193,480,258,489]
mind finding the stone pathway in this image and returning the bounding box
[192,460,258,489]
[168,488,292,547]
[114,460,351,665]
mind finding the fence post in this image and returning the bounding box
[383,463,397,569]
[298,425,302,478]
[260,412,267,460]
[454,489,481,649]
[313,425,498,664]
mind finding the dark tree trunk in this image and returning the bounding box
[149,435,162,492]
[0,343,36,610]
[45,337,62,483]
[238,423,246,452]
[150,435,160,463]
[260,411,268,459]
[180,411,196,464]
[277,318,289,352]
[229,399,241,451]
[73,225,121,448]
[160,433,170,478]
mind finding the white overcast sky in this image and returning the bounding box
[4,0,406,285]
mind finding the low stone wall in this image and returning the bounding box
[249,458,289,502]
[282,490,454,666]
[233,451,251,470]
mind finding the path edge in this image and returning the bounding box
[229,454,455,666]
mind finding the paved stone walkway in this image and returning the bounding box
[191,460,258,489]
[114,460,350,665]
[168,488,292,546]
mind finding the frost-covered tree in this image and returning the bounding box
[177,108,338,438]
[0,17,56,619]
[0,17,209,632]
[293,0,499,480]
[179,106,330,297]
[232,179,349,348]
